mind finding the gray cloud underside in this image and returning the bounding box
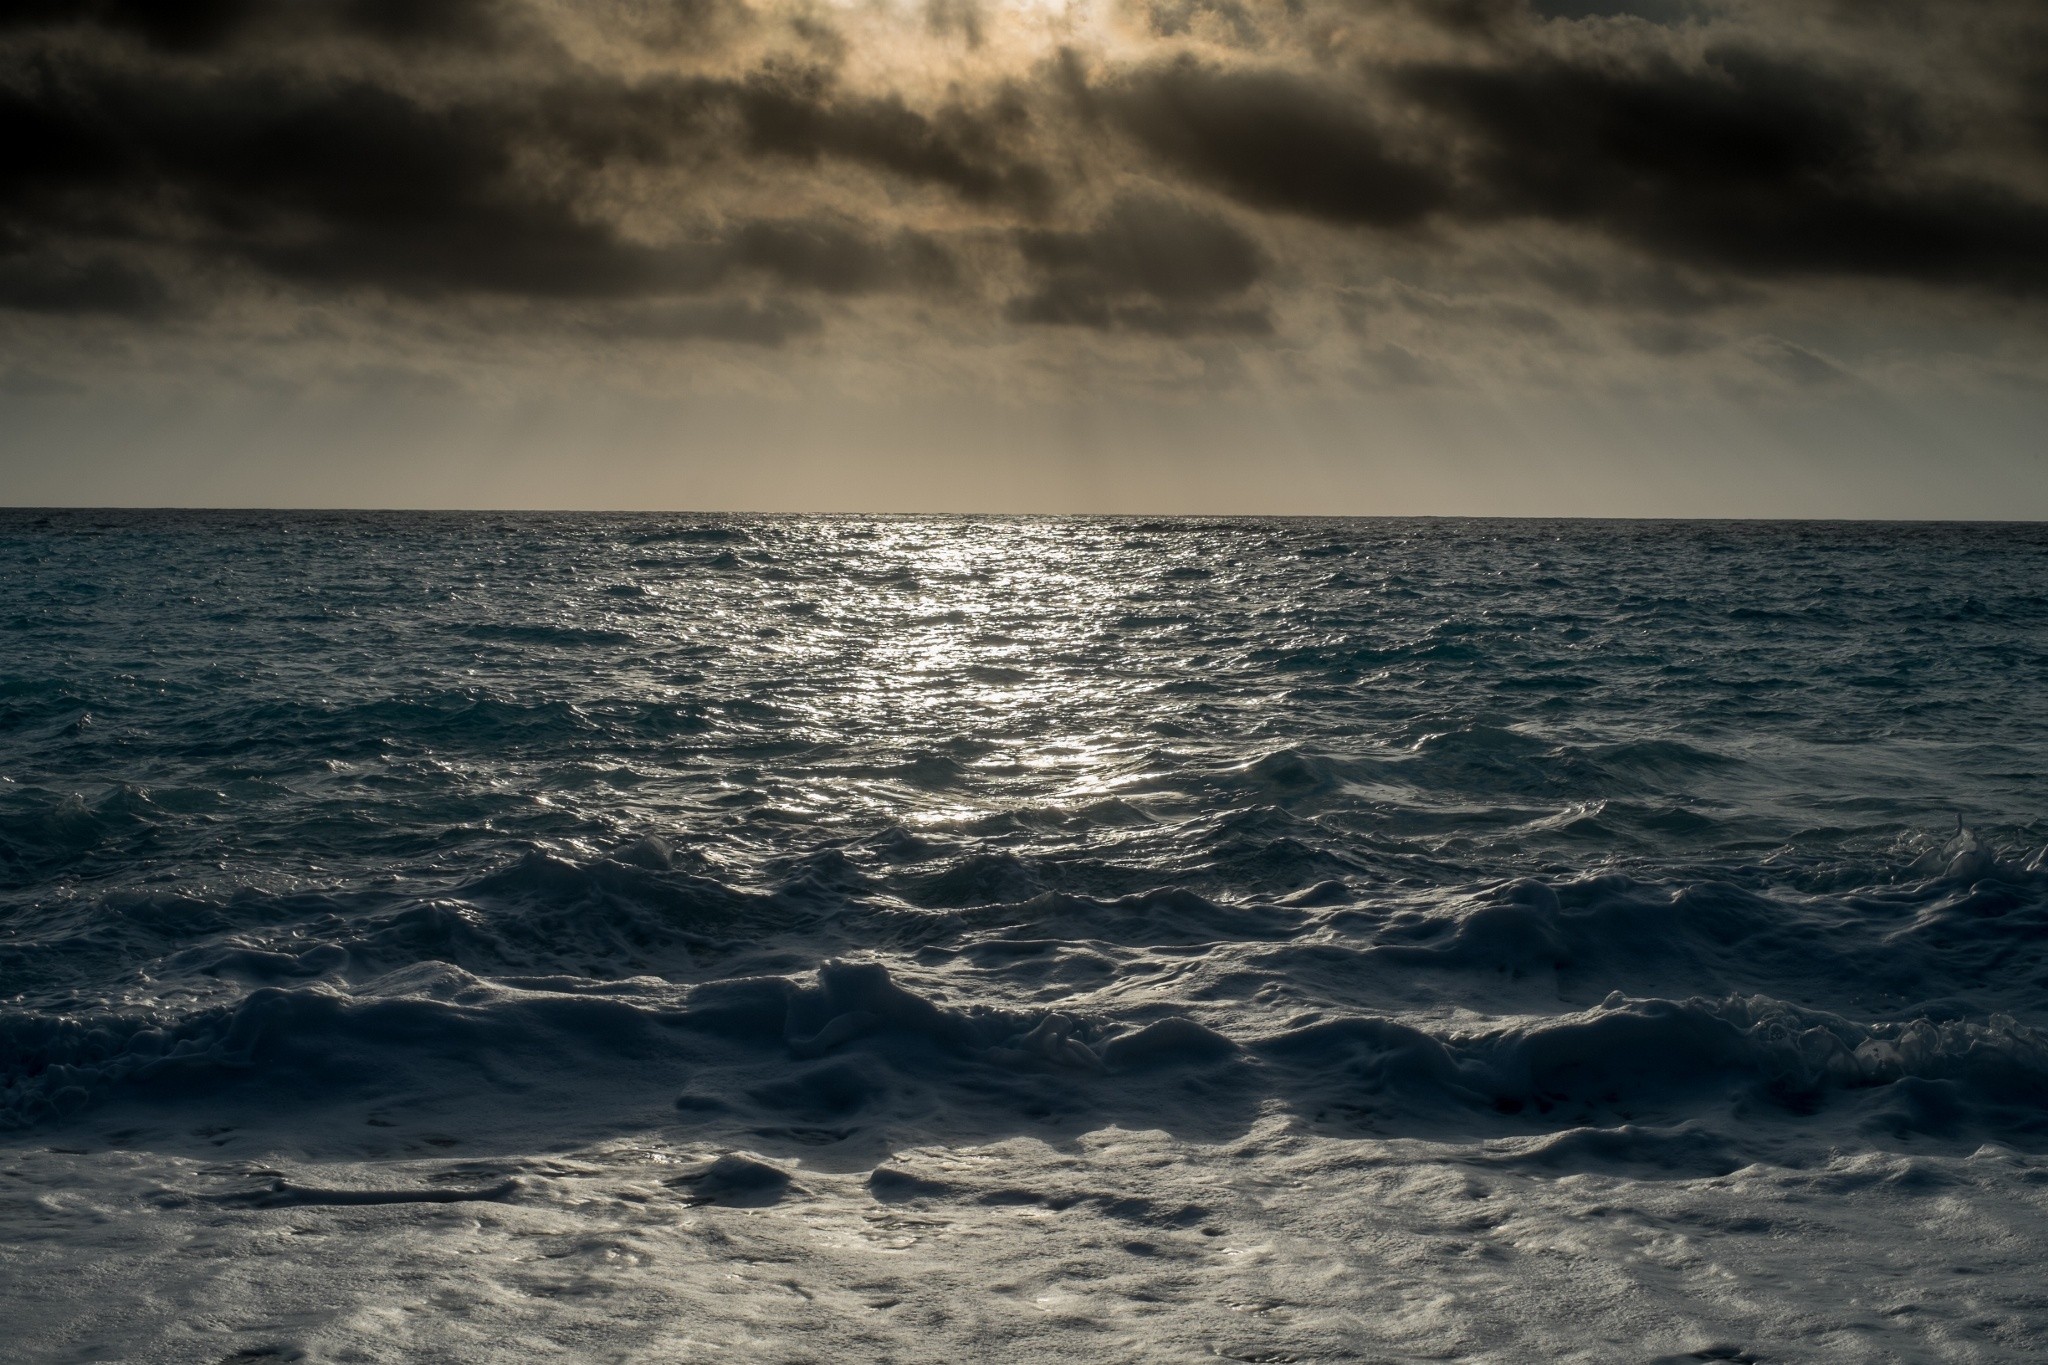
[1,0,2045,370]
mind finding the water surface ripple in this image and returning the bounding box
[4,512,2047,1161]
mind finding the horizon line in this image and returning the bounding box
[3,505,2044,525]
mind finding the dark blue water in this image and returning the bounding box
[4,512,2047,1162]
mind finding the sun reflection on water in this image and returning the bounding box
[807,518,1154,826]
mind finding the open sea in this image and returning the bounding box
[4,511,2048,1363]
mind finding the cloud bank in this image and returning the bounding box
[2,0,2046,407]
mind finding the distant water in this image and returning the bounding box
[5,512,2048,1361]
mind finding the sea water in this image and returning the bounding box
[3,512,2047,1361]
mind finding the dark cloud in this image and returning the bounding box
[1400,45,2048,289]
[1364,0,1709,39]
[2026,54,2048,154]
[1524,257,1753,316]
[1007,195,1271,335]
[1404,46,1913,211]
[1079,14,2048,300]
[0,53,979,307]
[924,0,986,49]
[0,252,170,315]
[1102,59,1450,227]
[0,64,674,298]
[0,0,267,52]
[0,0,2044,381]
[327,0,512,45]
[732,68,1054,212]
[1017,195,1262,301]
[0,0,517,51]
[1392,0,1522,34]
[1526,0,1713,23]
[729,219,958,295]
[618,0,754,52]
[1134,0,1265,47]
[515,67,1053,212]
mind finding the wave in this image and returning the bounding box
[1209,747,1366,798]
[1188,733,1752,813]
[10,960,2047,1164]
[213,691,716,754]
[1390,727,1745,799]
[1345,861,2048,1014]
[453,622,642,648]
[629,524,750,545]
[1260,993,2048,1151]
[11,821,2046,1027]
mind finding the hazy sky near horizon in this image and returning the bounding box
[1,0,2045,513]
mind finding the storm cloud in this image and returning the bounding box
[1099,59,1450,229]
[1007,194,1270,335]
[0,0,2044,387]
[1398,44,2048,290]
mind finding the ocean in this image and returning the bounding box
[4,511,2047,1362]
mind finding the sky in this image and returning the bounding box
[1,0,2044,514]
